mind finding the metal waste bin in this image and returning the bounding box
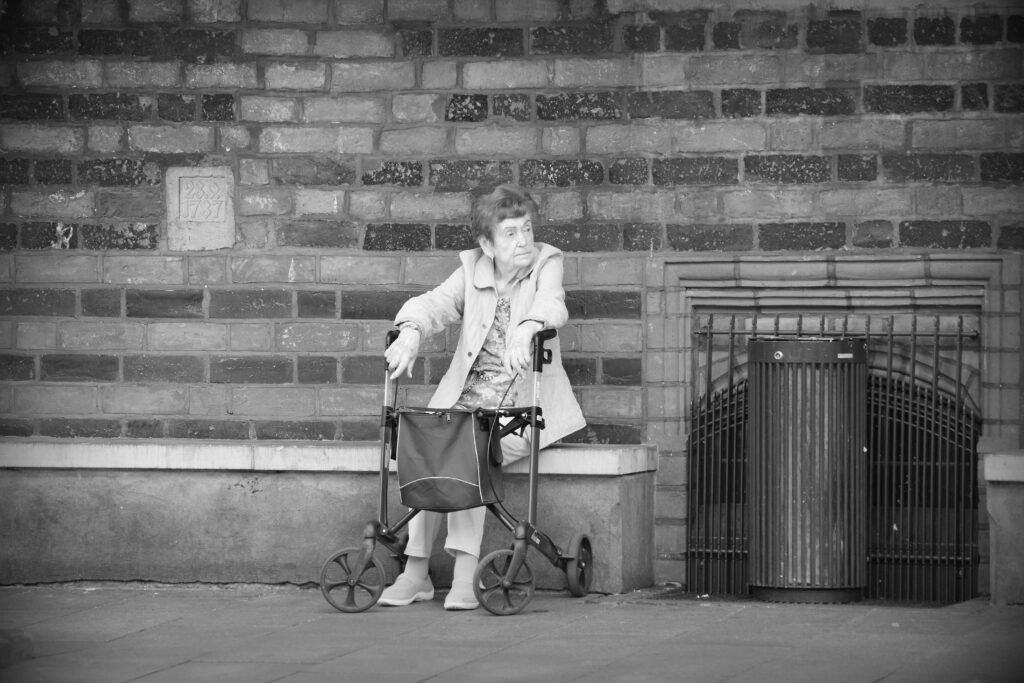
[748,338,867,603]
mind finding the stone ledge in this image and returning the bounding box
[984,451,1024,483]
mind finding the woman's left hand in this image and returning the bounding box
[505,320,543,375]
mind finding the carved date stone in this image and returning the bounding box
[165,167,235,251]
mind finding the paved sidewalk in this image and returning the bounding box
[1,583,1023,683]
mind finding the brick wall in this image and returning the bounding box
[1,0,1022,583]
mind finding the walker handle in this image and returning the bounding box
[532,329,556,373]
[385,328,400,349]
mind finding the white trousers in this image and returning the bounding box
[404,432,530,559]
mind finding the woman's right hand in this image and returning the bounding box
[385,327,421,379]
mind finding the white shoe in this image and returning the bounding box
[379,574,434,606]
[443,581,479,610]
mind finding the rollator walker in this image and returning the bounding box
[319,329,594,616]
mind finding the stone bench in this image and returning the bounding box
[0,441,655,595]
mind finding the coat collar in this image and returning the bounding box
[466,244,557,291]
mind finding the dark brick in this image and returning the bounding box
[255,420,337,440]
[653,157,738,185]
[602,358,642,385]
[530,25,610,54]
[565,290,642,319]
[79,159,160,186]
[493,94,531,121]
[80,223,158,250]
[438,28,522,57]
[806,14,863,53]
[341,291,415,320]
[82,289,122,317]
[341,355,390,384]
[623,223,662,251]
[435,224,476,250]
[914,16,955,46]
[0,224,17,251]
[201,94,234,122]
[426,357,448,384]
[445,94,488,122]
[0,419,34,437]
[627,90,714,119]
[167,419,249,439]
[722,88,761,118]
[34,160,72,184]
[962,83,989,111]
[298,356,337,384]
[853,220,894,249]
[0,93,64,120]
[838,154,877,181]
[562,357,597,385]
[658,11,708,51]
[297,290,336,318]
[211,356,293,383]
[712,22,740,49]
[609,158,648,185]
[537,92,621,121]
[158,94,196,122]
[277,221,359,248]
[361,160,422,187]
[273,157,355,186]
[337,419,380,441]
[210,290,291,319]
[165,29,236,61]
[95,189,164,218]
[39,418,121,438]
[520,159,603,188]
[78,29,161,56]
[759,222,846,251]
[0,354,35,381]
[960,15,1002,44]
[745,155,830,183]
[0,158,31,184]
[766,87,856,116]
[667,223,754,251]
[69,93,152,121]
[997,224,1024,249]
[536,224,620,252]
[41,354,119,381]
[21,222,77,249]
[900,220,990,249]
[12,28,74,54]
[400,30,432,57]
[363,224,431,251]
[1010,16,1024,43]
[561,422,642,445]
[126,420,163,438]
[127,289,203,318]
[868,17,907,46]
[882,154,974,182]
[981,153,1024,182]
[124,354,203,382]
[865,85,954,114]
[0,289,75,316]
[995,84,1024,113]
[429,160,513,192]
[624,24,660,52]
[731,11,798,49]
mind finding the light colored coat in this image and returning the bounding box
[394,243,586,448]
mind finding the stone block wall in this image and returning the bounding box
[1,0,1022,586]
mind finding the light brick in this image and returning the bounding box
[103,256,185,285]
[2,125,83,154]
[687,54,782,85]
[914,187,962,216]
[389,0,448,21]
[673,121,764,152]
[963,188,1024,215]
[820,118,905,150]
[335,0,384,24]
[259,126,374,154]
[218,126,250,153]
[248,0,328,23]
[496,0,559,20]
[320,386,383,416]
[239,188,292,216]
[186,63,258,89]
[105,61,182,88]
[16,322,57,349]
[82,0,121,23]
[818,188,913,216]
[189,0,243,23]
[422,61,457,89]
[392,94,442,123]
[240,96,298,122]
[59,322,145,350]
[14,386,97,415]
[721,188,818,218]
[347,191,387,219]
[911,119,1008,149]
[264,62,327,90]
[87,126,124,153]
[586,124,671,154]
[15,254,98,283]
[102,385,188,414]
[241,29,309,55]
[315,30,394,58]
[587,191,676,222]
[927,49,1022,82]
[404,256,457,287]
[463,61,548,89]
[331,62,415,92]
[580,386,643,418]
[277,322,359,351]
[230,323,274,351]
[579,257,644,286]
[239,158,270,185]
[579,323,642,352]
[390,193,470,221]
[18,60,103,89]
[231,256,317,283]
[380,126,448,155]
[541,191,583,222]
[455,126,538,155]
[188,255,229,285]
[882,53,926,81]
[542,126,581,156]
[295,189,346,215]
[768,120,818,151]
[189,385,227,415]
[454,0,490,21]
[127,125,215,153]
[129,0,184,22]
[783,54,880,83]
[148,322,228,351]
[638,54,687,88]
[553,58,638,88]
[232,387,316,416]
[10,191,94,219]
[302,96,386,122]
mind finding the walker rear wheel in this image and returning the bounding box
[474,549,535,616]
[320,547,386,613]
[565,533,593,597]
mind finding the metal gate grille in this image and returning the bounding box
[686,314,981,602]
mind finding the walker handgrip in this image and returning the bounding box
[532,329,556,372]
[385,329,400,349]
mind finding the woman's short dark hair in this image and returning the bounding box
[471,184,539,242]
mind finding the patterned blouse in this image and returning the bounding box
[455,297,523,409]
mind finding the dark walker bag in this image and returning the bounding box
[394,408,504,512]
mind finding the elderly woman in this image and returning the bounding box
[380,184,585,610]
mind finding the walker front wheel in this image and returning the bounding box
[565,533,593,597]
[474,549,535,616]
[320,547,386,613]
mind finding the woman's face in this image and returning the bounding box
[482,214,537,274]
